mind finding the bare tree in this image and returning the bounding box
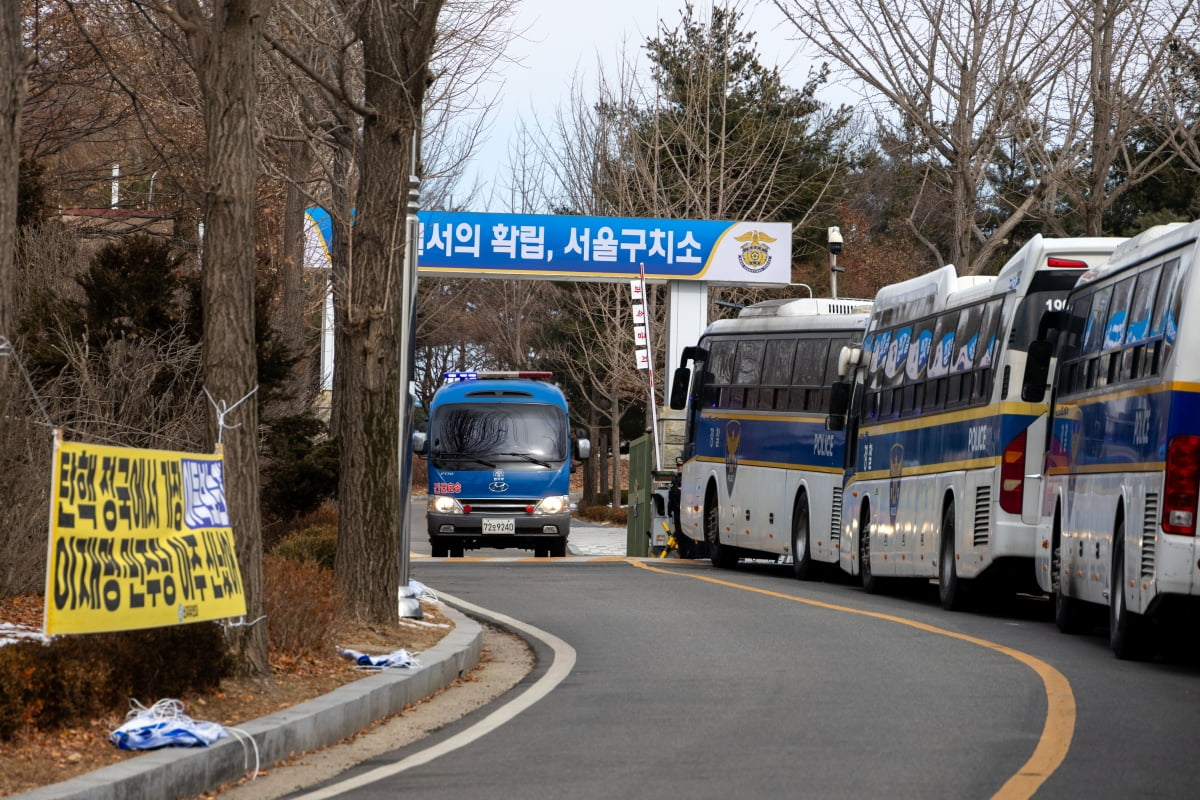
[524,3,852,487]
[1046,0,1199,235]
[1,3,29,343]
[1140,12,1200,193]
[2,3,39,602]
[28,2,208,223]
[157,0,273,677]
[265,1,546,623]
[545,4,848,244]
[774,0,1080,273]
[333,0,444,624]
[537,281,644,502]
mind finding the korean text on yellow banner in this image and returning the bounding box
[44,439,247,636]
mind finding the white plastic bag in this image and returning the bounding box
[337,647,421,670]
[109,699,228,750]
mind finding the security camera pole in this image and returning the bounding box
[828,226,844,299]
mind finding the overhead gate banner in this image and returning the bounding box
[303,207,793,285]
[44,438,247,636]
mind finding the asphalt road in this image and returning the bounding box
[284,546,1200,800]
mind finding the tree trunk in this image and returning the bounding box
[327,143,353,439]
[181,0,271,678]
[278,139,314,408]
[609,381,623,501]
[598,430,610,502]
[583,409,599,506]
[336,0,444,625]
[0,3,25,348]
[609,396,621,504]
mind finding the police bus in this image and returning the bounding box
[413,371,589,558]
[826,235,1124,608]
[1034,220,1200,658]
[669,297,873,577]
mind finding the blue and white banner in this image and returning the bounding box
[304,208,792,285]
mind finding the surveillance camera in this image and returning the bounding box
[828,226,843,255]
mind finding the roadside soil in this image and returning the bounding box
[206,624,531,799]
[0,596,533,798]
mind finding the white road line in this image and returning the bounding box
[291,591,576,799]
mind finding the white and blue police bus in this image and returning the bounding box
[1034,220,1200,658]
[826,235,1124,609]
[668,297,873,577]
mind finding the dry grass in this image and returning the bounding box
[0,595,452,798]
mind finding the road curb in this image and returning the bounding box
[14,605,483,800]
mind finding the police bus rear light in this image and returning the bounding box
[1046,257,1090,269]
[999,431,1027,514]
[1162,435,1200,536]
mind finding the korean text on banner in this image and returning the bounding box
[44,439,247,636]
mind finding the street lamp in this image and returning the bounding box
[828,226,844,299]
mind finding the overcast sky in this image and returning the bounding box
[460,0,848,211]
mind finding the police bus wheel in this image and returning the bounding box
[938,504,966,611]
[859,506,880,594]
[1109,528,1150,660]
[1052,512,1087,634]
[706,494,737,569]
[791,495,813,581]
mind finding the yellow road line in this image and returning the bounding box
[630,560,1075,800]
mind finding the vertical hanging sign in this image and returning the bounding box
[633,267,661,469]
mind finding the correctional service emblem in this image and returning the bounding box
[725,419,742,494]
[734,230,777,274]
[889,442,904,525]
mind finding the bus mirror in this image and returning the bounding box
[411,430,427,455]
[1022,340,1053,402]
[826,381,850,431]
[1036,310,1067,340]
[829,380,851,416]
[837,346,862,379]
[576,438,592,460]
[680,345,707,365]
[669,367,692,410]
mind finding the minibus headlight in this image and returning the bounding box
[534,495,569,515]
[429,495,464,515]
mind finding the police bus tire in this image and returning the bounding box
[791,494,813,581]
[939,504,966,611]
[706,494,737,569]
[859,505,881,594]
[1110,531,1150,660]
[1052,512,1087,635]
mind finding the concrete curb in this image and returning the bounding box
[15,605,483,800]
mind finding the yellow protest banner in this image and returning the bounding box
[44,438,247,635]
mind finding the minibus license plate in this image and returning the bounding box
[482,518,515,534]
